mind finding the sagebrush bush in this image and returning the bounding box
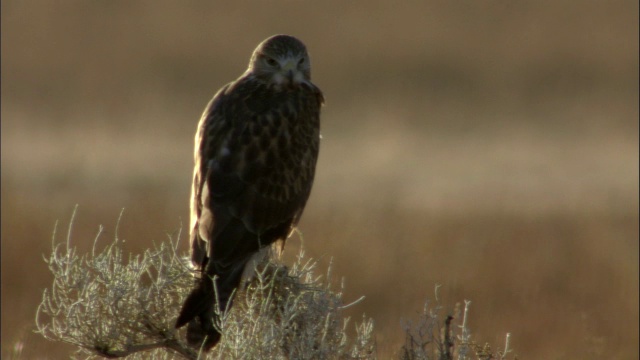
[36,209,375,359]
[398,299,514,360]
[36,208,515,359]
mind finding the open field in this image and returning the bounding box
[2,1,638,358]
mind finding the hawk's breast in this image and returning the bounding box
[202,78,322,233]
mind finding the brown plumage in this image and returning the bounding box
[175,35,324,350]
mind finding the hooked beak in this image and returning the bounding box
[282,60,296,82]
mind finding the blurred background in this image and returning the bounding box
[2,1,638,358]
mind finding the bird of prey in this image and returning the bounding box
[175,34,324,351]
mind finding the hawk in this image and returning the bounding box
[175,35,324,350]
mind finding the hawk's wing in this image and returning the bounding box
[190,77,323,269]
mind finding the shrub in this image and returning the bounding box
[36,208,375,359]
[36,208,515,359]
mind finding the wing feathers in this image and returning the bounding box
[179,66,322,352]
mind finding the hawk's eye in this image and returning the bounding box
[298,58,305,66]
[265,57,278,67]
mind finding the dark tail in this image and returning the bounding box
[175,258,249,351]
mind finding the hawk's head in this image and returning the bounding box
[247,35,312,87]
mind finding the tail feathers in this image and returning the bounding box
[176,260,249,351]
[186,315,221,351]
[176,277,214,329]
[176,277,222,350]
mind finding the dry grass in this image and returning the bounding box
[2,1,638,359]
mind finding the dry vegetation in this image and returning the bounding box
[2,1,638,359]
[34,209,502,360]
[34,210,377,359]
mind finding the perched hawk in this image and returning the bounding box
[175,35,324,350]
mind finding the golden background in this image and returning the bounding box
[2,1,638,358]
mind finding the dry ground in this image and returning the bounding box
[2,2,638,359]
